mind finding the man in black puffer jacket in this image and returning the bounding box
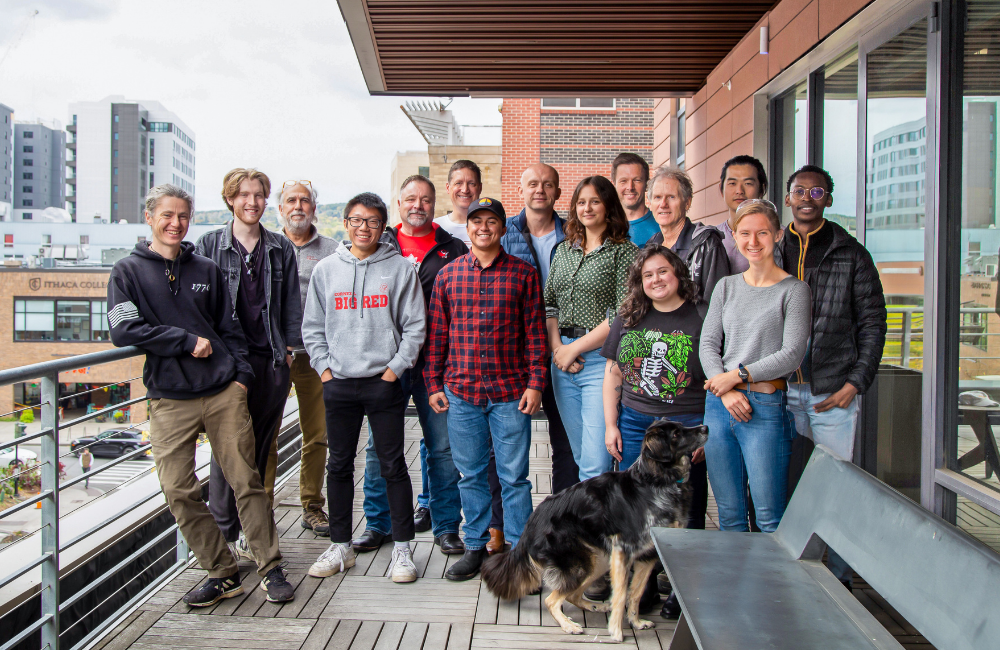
[781,165,887,589]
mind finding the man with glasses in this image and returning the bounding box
[196,168,302,563]
[265,180,339,537]
[303,192,425,583]
[781,165,887,589]
[612,152,659,245]
[352,175,467,557]
[717,155,769,273]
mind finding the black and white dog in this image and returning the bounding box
[481,420,708,642]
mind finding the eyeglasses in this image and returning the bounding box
[789,186,829,201]
[736,198,777,213]
[282,180,313,191]
[346,216,385,229]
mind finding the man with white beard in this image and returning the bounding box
[265,180,340,536]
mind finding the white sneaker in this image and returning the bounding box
[389,545,417,583]
[309,543,356,578]
[228,532,255,563]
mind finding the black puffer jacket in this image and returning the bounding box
[781,221,887,395]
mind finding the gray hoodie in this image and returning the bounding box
[303,242,426,380]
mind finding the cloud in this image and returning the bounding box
[0,0,502,210]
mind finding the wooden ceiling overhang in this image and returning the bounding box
[337,0,776,96]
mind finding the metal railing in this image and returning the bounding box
[0,348,302,650]
[887,306,1000,369]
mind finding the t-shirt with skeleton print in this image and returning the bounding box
[600,301,707,417]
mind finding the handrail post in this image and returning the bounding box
[176,528,189,566]
[901,311,912,368]
[41,372,60,650]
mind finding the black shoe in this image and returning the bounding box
[260,564,295,603]
[352,529,387,553]
[445,548,487,581]
[434,532,465,555]
[414,506,432,533]
[660,591,681,619]
[183,573,243,607]
[638,571,660,615]
[657,573,672,595]
[840,579,853,592]
[584,574,610,601]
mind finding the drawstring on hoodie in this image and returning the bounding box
[351,258,369,318]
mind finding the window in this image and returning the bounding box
[149,172,154,188]
[56,301,90,341]
[113,167,117,175]
[91,301,109,340]
[772,81,808,223]
[22,199,32,206]
[22,186,32,193]
[418,165,430,177]
[22,213,32,220]
[23,172,32,179]
[113,202,118,210]
[114,133,118,140]
[23,145,32,153]
[114,115,119,123]
[114,185,118,194]
[23,131,33,138]
[23,159,33,166]
[541,97,615,109]
[15,300,55,341]
[675,99,687,169]
[80,235,89,245]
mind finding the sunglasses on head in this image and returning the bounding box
[736,198,778,213]
[282,180,313,191]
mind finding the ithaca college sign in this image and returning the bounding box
[28,278,108,291]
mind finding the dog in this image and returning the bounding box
[480,419,708,643]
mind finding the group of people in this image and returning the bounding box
[107,151,887,615]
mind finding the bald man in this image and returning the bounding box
[498,163,579,540]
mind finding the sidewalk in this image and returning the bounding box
[0,485,101,543]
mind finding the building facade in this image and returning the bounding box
[67,97,195,224]
[0,103,12,221]
[500,97,655,214]
[13,121,66,220]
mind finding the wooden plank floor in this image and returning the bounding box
[91,417,930,650]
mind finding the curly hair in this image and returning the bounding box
[619,243,698,328]
[563,176,631,248]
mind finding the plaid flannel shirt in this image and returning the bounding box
[424,249,548,406]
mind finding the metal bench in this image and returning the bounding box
[652,445,1000,649]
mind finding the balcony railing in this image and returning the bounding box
[0,349,303,650]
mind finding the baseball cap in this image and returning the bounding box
[467,197,506,221]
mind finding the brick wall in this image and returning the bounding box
[502,98,654,215]
[653,0,873,226]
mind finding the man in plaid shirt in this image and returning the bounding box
[426,197,548,581]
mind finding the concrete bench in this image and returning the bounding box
[652,445,1000,649]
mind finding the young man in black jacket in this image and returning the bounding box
[195,168,302,560]
[782,165,887,587]
[108,184,293,606]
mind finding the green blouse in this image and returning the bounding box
[544,238,638,330]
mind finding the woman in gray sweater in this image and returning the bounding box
[699,199,810,533]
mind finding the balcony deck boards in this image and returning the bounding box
[93,417,931,650]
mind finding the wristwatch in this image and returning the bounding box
[738,364,751,383]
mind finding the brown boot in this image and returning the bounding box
[486,528,506,555]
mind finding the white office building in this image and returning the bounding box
[68,96,195,224]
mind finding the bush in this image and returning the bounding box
[19,409,34,424]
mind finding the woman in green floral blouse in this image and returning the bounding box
[544,175,638,480]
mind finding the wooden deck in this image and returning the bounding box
[91,417,932,650]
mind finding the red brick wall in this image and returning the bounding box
[654,0,874,226]
[502,98,655,216]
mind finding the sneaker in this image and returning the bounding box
[300,508,331,536]
[389,545,417,583]
[309,542,356,578]
[183,573,243,607]
[228,532,255,564]
[260,564,295,603]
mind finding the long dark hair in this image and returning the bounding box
[619,244,698,328]
[564,176,630,248]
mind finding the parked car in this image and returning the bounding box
[70,430,150,459]
[0,447,38,467]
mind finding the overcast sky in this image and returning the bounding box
[0,0,503,210]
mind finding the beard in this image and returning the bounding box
[404,209,431,228]
[283,210,315,236]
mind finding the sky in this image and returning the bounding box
[0,0,503,210]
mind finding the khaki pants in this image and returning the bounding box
[265,352,327,510]
[150,382,281,578]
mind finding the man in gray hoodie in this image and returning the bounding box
[302,192,426,584]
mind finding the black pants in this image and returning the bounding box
[488,378,578,530]
[209,354,290,542]
[324,375,414,544]
[687,459,708,529]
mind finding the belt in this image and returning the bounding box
[736,379,787,394]
[559,327,590,338]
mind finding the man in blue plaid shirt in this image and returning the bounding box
[425,197,548,582]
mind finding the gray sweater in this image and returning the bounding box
[283,227,340,352]
[302,242,426,380]
[700,274,811,382]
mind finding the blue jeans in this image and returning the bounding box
[618,407,703,470]
[704,389,795,533]
[551,336,610,480]
[786,382,860,583]
[362,368,462,537]
[444,386,532,550]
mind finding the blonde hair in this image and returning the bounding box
[733,201,781,233]
[221,168,271,213]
